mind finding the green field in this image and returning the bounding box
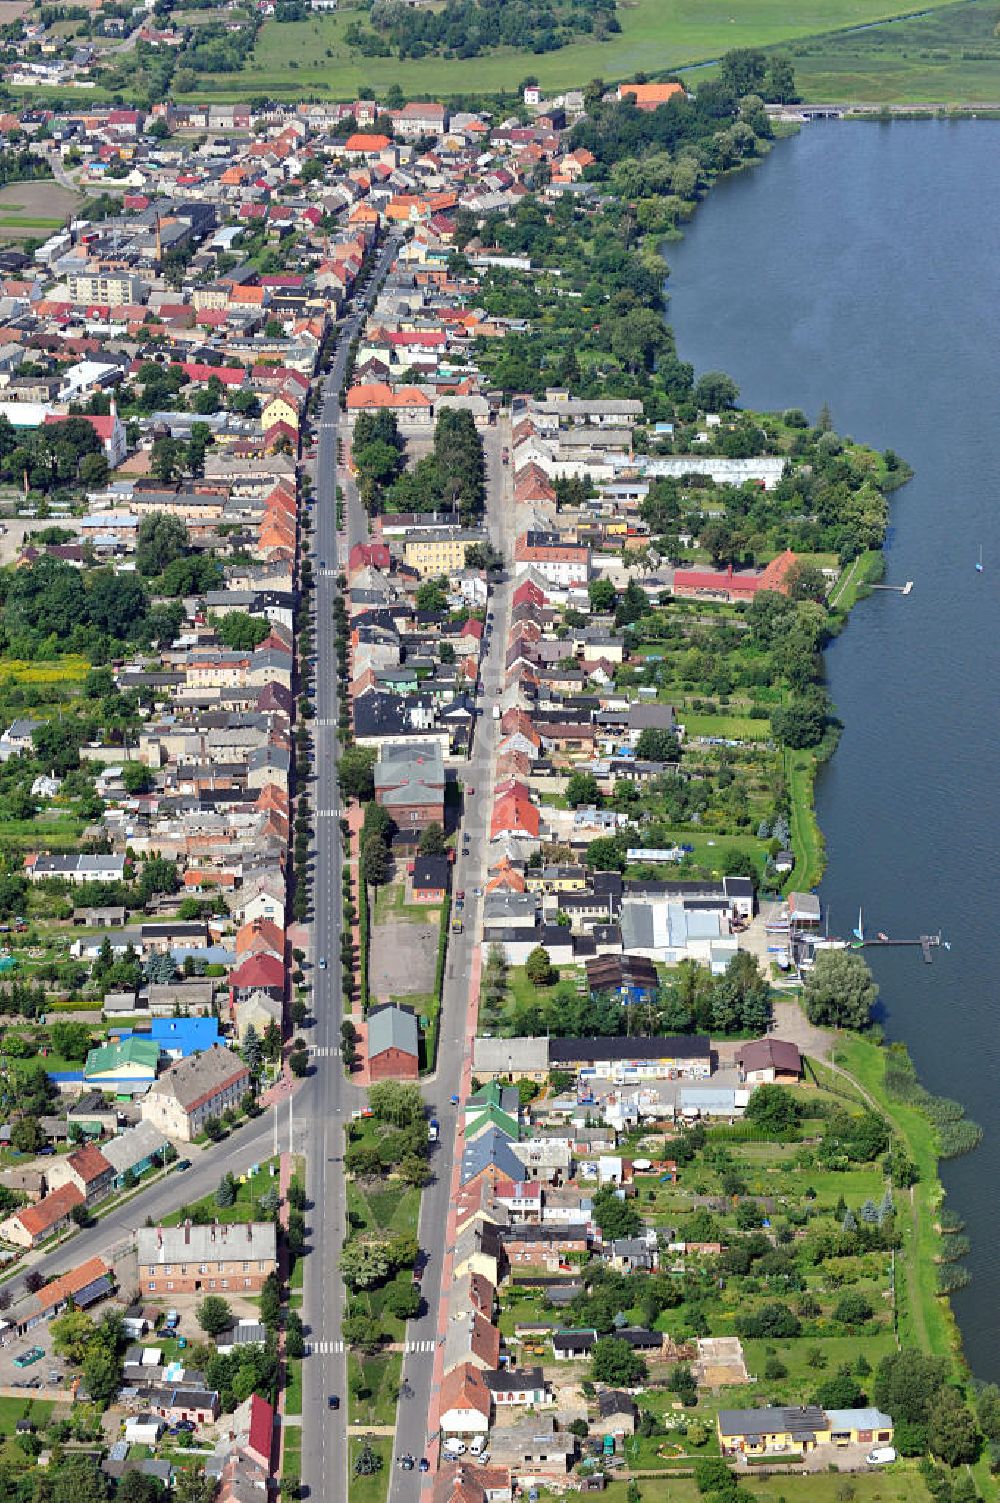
[601,1467,935,1503]
[779,0,1000,102]
[194,0,963,100]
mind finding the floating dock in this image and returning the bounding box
[864,933,942,964]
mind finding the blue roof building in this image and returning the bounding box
[117,1018,222,1061]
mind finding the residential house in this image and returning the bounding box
[411,854,449,902]
[0,1182,84,1248]
[141,1044,250,1142]
[137,1221,278,1295]
[716,1405,894,1458]
[45,1143,115,1207]
[439,1363,492,1437]
[735,1038,803,1084]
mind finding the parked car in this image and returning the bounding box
[399,1456,414,1471]
[328,1395,339,1410]
[174,1158,192,1172]
[419,1459,430,1474]
[14,1348,44,1368]
[319,957,327,969]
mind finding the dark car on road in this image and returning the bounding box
[328,1395,339,1410]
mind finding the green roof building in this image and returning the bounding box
[84,1036,160,1090]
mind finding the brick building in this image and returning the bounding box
[137,1220,277,1295]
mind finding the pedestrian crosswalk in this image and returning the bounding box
[306,1340,345,1355]
[404,1339,437,1354]
[308,1045,341,1058]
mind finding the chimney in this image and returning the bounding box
[157,1224,163,1248]
[246,1223,252,1242]
[184,1218,191,1245]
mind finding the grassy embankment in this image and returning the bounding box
[191,0,961,101]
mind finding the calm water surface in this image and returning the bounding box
[665,120,1000,1376]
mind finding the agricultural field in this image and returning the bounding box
[0,182,78,240]
[194,0,963,101]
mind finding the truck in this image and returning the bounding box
[492,705,500,720]
[428,1119,439,1143]
[866,1447,897,1467]
[165,1310,180,1334]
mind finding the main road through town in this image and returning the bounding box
[0,233,513,1503]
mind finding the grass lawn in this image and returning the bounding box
[785,747,826,892]
[0,1397,54,1434]
[349,1435,393,1503]
[285,1356,302,1416]
[348,1349,402,1427]
[162,1157,280,1227]
[601,1465,934,1503]
[828,549,883,613]
[835,1033,959,1360]
[372,881,439,926]
[281,1427,301,1488]
[683,712,772,742]
[347,1179,421,1240]
[190,0,961,100]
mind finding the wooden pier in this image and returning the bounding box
[870,580,914,595]
[864,933,943,963]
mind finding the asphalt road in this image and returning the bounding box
[298,236,401,1503]
[1,236,506,1503]
[386,419,516,1493]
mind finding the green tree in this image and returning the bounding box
[50,1019,93,1062]
[803,949,878,1030]
[215,612,270,650]
[136,513,188,576]
[417,822,446,856]
[693,371,739,411]
[928,1388,979,1466]
[591,1185,642,1241]
[385,1283,421,1319]
[197,1295,233,1336]
[52,1310,96,1364]
[591,1336,647,1387]
[565,771,601,808]
[338,747,376,802]
[744,1084,799,1134]
[121,761,154,795]
[874,1349,950,1428]
[588,577,617,612]
[82,1342,122,1406]
[11,1115,43,1154]
[635,726,680,762]
[340,1238,391,1290]
[525,945,554,986]
[361,835,389,887]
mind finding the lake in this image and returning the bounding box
[665,119,1000,1378]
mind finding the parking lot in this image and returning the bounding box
[0,1326,69,1395]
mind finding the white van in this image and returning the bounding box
[443,1441,466,1457]
[867,1447,897,1466]
[468,1437,486,1456]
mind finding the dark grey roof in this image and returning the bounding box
[366,1003,419,1060]
[483,1367,544,1392]
[460,1126,522,1185]
[412,855,449,891]
[717,1406,826,1439]
[548,1035,711,1064]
